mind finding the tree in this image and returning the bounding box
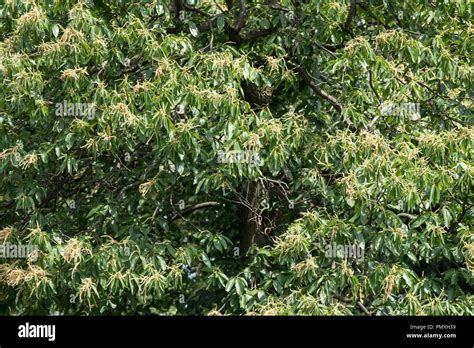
[0,0,472,315]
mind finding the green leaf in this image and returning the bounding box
[402,272,413,287]
[441,207,451,228]
[52,24,60,38]
[201,253,212,267]
[217,14,225,32]
[235,278,244,295]
[225,278,235,292]
[189,22,199,37]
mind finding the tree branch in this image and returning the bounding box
[234,0,247,31]
[169,201,220,223]
[334,294,372,316]
[291,63,343,112]
[344,0,359,31]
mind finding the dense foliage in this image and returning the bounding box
[0,0,472,315]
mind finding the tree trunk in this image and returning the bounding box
[239,181,266,255]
